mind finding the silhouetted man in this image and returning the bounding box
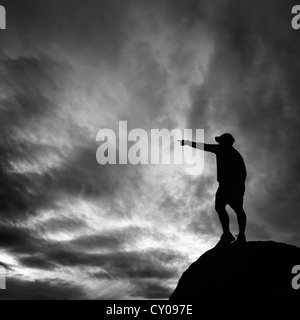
[180,133,247,245]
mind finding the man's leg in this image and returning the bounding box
[215,188,235,246]
[229,186,247,237]
[215,188,230,235]
[230,190,247,242]
[233,205,247,236]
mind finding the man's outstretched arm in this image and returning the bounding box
[179,140,218,153]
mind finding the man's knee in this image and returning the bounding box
[231,204,246,216]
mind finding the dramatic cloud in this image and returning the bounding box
[0,0,299,299]
[0,278,85,300]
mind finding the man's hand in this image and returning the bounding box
[179,140,186,146]
[179,140,207,150]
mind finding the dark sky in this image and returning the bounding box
[0,0,300,300]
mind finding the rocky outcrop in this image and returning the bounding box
[170,241,300,300]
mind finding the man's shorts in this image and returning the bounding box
[215,183,245,209]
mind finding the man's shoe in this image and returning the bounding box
[233,234,247,245]
[216,233,236,247]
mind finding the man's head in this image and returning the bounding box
[215,133,235,146]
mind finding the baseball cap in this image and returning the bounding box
[215,133,235,145]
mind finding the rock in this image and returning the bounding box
[170,241,300,300]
